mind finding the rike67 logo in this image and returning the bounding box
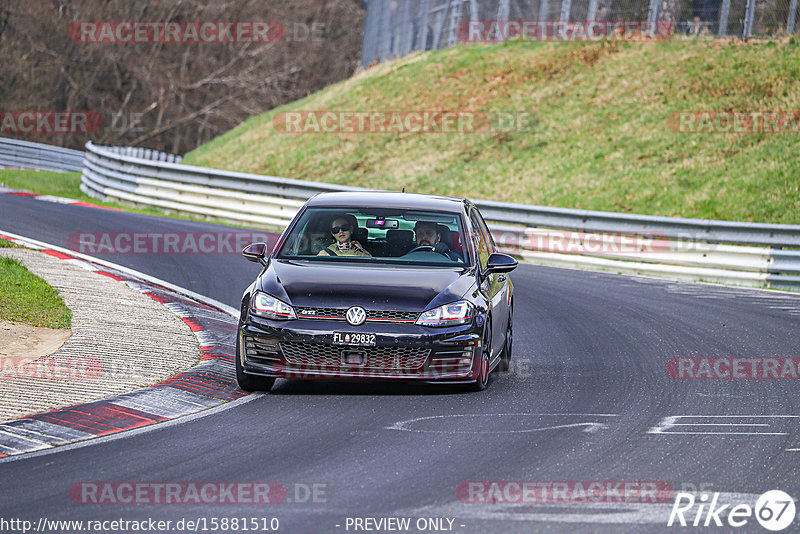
[668,490,796,531]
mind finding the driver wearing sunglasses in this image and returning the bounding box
[318,214,371,257]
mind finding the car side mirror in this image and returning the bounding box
[242,242,268,265]
[486,252,518,274]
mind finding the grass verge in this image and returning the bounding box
[0,244,72,329]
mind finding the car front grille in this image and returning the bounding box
[367,310,419,322]
[294,307,418,323]
[294,307,345,319]
[280,342,429,371]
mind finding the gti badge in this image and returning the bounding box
[346,306,366,326]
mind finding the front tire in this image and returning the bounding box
[468,320,491,392]
[497,306,512,372]
[235,331,275,392]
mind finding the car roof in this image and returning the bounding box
[304,191,469,213]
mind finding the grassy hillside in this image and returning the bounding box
[183,38,800,224]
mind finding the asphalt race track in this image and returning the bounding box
[2,193,800,533]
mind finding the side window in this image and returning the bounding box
[469,211,490,270]
[474,210,497,253]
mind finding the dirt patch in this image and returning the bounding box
[0,320,71,361]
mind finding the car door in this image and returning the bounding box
[469,209,508,362]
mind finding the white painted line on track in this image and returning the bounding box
[671,423,769,426]
[656,415,800,417]
[387,413,618,433]
[648,415,800,436]
[651,431,788,435]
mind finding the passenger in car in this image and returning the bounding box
[318,214,371,257]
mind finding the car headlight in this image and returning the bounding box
[250,291,296,320]
[416,300,473,327]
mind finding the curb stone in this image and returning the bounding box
[0,233,245,457]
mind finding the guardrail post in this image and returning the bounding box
[560,0,573,22]
[539,0,550,23]
[718,0,731,35]
[587,0,599,22]
[788,0,798,34]
[447,0,463,46]
[743,0,756,38]
[647,0,661,24]
[496,0,510,25]
[417,0,431,50]
[400,0,414,57]
[377,0,393,60]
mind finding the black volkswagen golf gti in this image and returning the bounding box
[236,191,517,392]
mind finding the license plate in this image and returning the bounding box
[333,332,376,346]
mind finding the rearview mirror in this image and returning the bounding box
[366,218,399,229]
[242,242,268,265]
[486,252,518,274]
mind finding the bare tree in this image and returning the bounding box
[0,0,364,153]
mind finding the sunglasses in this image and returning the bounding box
[330,224,352,234]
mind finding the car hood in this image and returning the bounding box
[258,260,474,311]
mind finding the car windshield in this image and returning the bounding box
[276,207,469,266]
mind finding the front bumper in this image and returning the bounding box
[239,316,482,382]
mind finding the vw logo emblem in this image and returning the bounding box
[346,306,366,326]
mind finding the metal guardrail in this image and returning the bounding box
[78,141,800,291]
[475,200,800,248]
[96,145,184,164]
[0,137,84,173]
